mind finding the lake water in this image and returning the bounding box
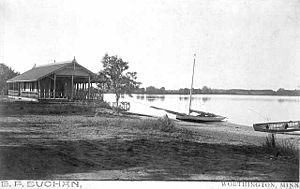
[104,94,300,126]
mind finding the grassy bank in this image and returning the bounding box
[0,113,298,180]
[0,100,110,115]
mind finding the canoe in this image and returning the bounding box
[253,121,300,133]
[176,114,226,122]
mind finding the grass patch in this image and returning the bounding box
[262,134,298,158]
[129,116,197,142]
[156,115,176,132]
[0,100,111,115]
[135,116,176,133]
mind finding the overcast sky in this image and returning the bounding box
[1,0,299,90]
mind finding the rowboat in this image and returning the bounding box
[253,121,300,133]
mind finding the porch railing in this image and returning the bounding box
[8,89,102,101]
[38,90,95,100]
[8,90,39,99]
[21,91,38,99]
[8,90,19,96]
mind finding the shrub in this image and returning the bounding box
[93,100,111,109]
[137,115,176,133]
[157,115,175,132]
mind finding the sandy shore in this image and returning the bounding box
[176,120,300,146]
[0,114,298,181]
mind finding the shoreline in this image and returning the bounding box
[175,120,299,146]
[0,112,298,181]
[125,93,300,97]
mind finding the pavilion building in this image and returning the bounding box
[7,58,96,101]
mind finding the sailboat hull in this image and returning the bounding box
[176,114,226,122]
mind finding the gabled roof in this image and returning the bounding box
[7,59,95,83]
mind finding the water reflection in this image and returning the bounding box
[228,96,300,102]
[202,97,211,103]
[141,95,166,102]
[179,96,189,101]
[108,94,300,126]
[179,96,211,103]
[136,95,145,100]
[277,98,300,103]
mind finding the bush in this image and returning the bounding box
[92,100,111,109]
[157,115,175,132]
[137,115,176,133]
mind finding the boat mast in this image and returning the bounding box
[188,54,196,115]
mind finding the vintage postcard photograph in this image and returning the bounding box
[0,0,299,187]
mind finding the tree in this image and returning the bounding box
[160,87,166,93]
[96,71,110,94]
[146,86,157,94]
[202,86,211,94]
[0,63,19,95]
[276,88,285,95]
[97,54,141,106]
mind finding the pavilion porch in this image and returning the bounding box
[7,74,94,101]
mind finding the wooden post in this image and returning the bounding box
[53,74,56,99]
[29,82,31,98]
[38,80,41,99]
[76,83,79,96]
[18,83,20,96]
[72,59,75,100]
[21,82,23,97]
[71,75,74,100]
[88,76,91,100]
[49,79,51,98]
[6,83,8,96]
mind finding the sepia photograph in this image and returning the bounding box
[0,0,299,187]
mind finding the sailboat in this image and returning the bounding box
[175,54,226,122]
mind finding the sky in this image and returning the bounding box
[1,0,300,90]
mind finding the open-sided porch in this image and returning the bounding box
[7,58,97,101]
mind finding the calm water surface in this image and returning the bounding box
[104,94,300,126]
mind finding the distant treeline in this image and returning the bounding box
[134,86,300,96]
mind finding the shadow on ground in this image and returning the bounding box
[0,137,298,180]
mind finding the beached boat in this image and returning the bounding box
[175,55,226,122]
[176,114,226,122]
[253,121,300,133]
